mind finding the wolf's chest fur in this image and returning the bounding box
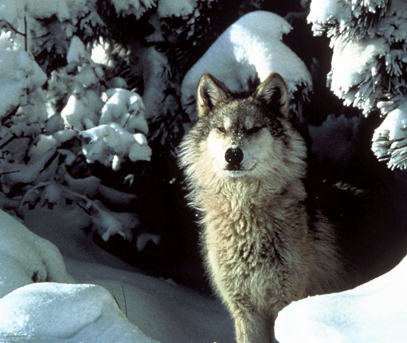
[201,180,318,312]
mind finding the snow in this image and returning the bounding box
[65,258,234,343]
[101,88,149,135]
[308,0,353,36]
[275,255,407,343]
[0,0,66,27]
[0,283,157,343]
[330,37,387,98]
[372,98,407,169]
[61,87,101,131]
[181,11,313,120]
[0,210,74,298]
[140,47,174,119]
[329,36,388,110]
[3,186,407,343]
[0,0,95,29]
[67,36,87,65]
[58,38,153,169]
[1,1,407,342]
[157,0,197,18]
[0,32,47,118]
[308,0,390,37]
[81,122,152,168]
[0,207,234,343]
[110,0,156,19]
[1,147,58,187]
[0,30,152,179]
[136,233,161,252]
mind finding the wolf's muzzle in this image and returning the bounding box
[225,147,244,170]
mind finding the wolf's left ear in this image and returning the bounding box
[253,73,289,118]
[197,74,231,118]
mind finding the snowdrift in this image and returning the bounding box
[0,209,234,343]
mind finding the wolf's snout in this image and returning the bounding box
[225,147,244,167]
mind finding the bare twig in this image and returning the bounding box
[24,16,27,52]
[5,21,25,36]
[121,285,128,317]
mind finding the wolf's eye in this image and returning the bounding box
[216,127,226,133]
[245,126,263,135]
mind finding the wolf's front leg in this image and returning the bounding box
[234,313,275,343]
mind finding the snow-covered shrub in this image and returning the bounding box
[181,11,313,121]
[308,0,407,169]
[0,0,234,270]
[0,19,150,243]
[55,37,152,170]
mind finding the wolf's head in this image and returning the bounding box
[180,73,307,196]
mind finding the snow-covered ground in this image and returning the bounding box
[3,193,407,343]
[0,208,234,343]
[275,255,407,343]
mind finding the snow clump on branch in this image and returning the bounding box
[181,11,313,120]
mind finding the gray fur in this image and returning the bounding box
[179,73,343,343]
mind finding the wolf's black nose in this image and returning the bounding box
[225,147,244,165]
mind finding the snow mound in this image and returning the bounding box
[275,255,407,343]
[0,210,74,298]
[181,11,312,120]
[0,282,157,343]
[65,258,235,343]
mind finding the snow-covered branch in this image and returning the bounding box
[308,0,407,169]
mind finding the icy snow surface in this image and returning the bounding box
[181,11,312,119]
[275,255,407,343]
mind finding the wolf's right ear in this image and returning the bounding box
[197,74,231,118]
[253,73,289,118]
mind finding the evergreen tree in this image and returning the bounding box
[308,0,407,169]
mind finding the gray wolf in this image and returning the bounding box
[179,73,343,343]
